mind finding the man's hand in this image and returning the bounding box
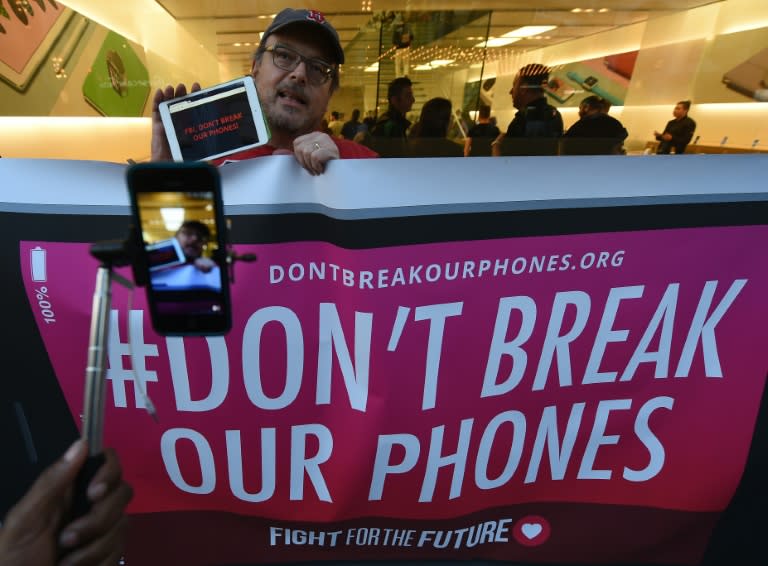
[193,257,216,273]
[0,440,133,566]
[151,83,201,161]
[291,132,340,175]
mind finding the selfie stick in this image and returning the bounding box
[82,264,114,453]
[73,239,134,516]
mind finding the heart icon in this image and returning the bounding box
[513,515,551,546]
[521,523,543,540]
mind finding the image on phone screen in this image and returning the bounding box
[133,187,230,334]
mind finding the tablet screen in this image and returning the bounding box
[165,81,262,161]
[146,237,186,272]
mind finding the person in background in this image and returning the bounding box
[319,118,332,137]
[341,109,362,140]
[492,63,563,156]
[369,76,415,157]
[327,110,343,137]
[0,439,133,566]
[353,114,377,146]
[465,104,500,157]
[151,8,377,175]
[407,97,464,158]
[654,100,697,154]
[561,95,628,155]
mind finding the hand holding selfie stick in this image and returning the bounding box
[72,239,136,517]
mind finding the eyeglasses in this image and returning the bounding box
[263,43,336,86]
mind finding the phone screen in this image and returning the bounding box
[128,164,231,335]
[165,82,262,161]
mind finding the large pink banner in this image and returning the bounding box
[19,224,768,564]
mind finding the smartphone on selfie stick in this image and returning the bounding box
[75,162,245,515]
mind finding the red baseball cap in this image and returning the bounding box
[259,9,344,64]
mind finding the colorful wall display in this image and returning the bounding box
[0,4,149,117]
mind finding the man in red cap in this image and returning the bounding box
[151,8,377,174]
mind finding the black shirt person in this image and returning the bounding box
[369,76,415,157]
[465,104,500,157]
[562,95,628,155]
[492,63,563,156]
[341,109,362,140]
[407,97,464,158]
[655,100,697,154]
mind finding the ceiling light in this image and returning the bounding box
[475,37,522,48]
[430,59,455,67]
[160,208,185,232]
[584,8,594,12]
[413,64,432,71]
[599,8,610,13]
[364,62,379,72]
[503,25,557,38]
[233,42,242,47]
[571,8,582,13]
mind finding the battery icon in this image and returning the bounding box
[30,246,47,282]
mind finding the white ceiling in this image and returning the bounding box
[156,0,722,83]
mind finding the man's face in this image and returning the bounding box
[392,86,415,114]
[673,103,687,119]
[579,103,599,119]
[251,29,335,137]
[176,227,207,260]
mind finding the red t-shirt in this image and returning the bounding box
[213,137,378,165]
